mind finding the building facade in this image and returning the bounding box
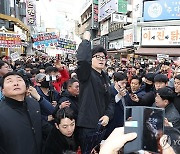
[0,0,32,57]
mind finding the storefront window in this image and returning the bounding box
[0,48,6,57]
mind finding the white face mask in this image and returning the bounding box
[108,72,113,77]
[69,66,75,71]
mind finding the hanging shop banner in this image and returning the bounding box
[99,0,118,22]
[92,2,98,29]
[32,32,58,49]
[57,38,76,54]
[118,0,127,14]
[144,0,180,21]
[142,26,180,46]
[100,20,109,36]
[132,0,143,19]
[0,33,21,48]
[111,13,127,23]
[26,0,36,26]
[123,29,134,47]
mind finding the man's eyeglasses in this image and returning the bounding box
[92,55,106,60]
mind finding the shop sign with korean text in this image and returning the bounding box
[111,13,127,23]
[32,32,58,49]
[26,0,36,26]
[142,26,180,46]
[118,0,127,14]
[92,2,98,29]
[123,29,134,47]
[0,33,21,48]
[98,0,118,22]
[143,0,180,21]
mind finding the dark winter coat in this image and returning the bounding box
[43,127,79,154]
[58,90,78,119]
[0,97,42,154]
[76,40,114,128]
[105,85,132,138]
[173,94,180,114]
[165,103,180,130]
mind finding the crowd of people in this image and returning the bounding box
[0,31,180,154]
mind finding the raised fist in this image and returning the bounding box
[83,31,91,41]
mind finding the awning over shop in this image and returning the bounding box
[135,47,180,56]
[107,48,133,54]
[0,13,29,32]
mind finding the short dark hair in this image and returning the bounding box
[154,74,169,83]
[45,66,58,74]
[0,60,9,69]
[175,74,180,80]
[113,72,127,82]
[145,73,155,83]
[131,75,142,85]
[107,67,114,72]
[67,78,79,88]
[55,107,75,125]
[91,45,107,57]
[30,68,40,76]
[25,64,33,69]
[1,71,28,89]
[156,87,175,103]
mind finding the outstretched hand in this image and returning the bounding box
[99,127,137,154]
[83,31,91,41]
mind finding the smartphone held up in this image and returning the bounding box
[124,106,165,154]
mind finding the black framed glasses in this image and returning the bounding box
[92,55,106,60]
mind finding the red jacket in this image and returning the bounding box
[52,68,69,92]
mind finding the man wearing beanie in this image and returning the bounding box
[76,31,114,153]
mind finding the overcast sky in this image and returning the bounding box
[36,0,84,28]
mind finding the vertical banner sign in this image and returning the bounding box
[92,1,98,29]
[124,29,134,47]
[118,0,127,14]
[0,33,21,48]
[26,0,36,26]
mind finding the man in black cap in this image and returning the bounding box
[144,73,155,92]
[76,31,114,153]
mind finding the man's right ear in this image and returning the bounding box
[55,123,59,130]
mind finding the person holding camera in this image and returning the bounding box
[35,73,61,121]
